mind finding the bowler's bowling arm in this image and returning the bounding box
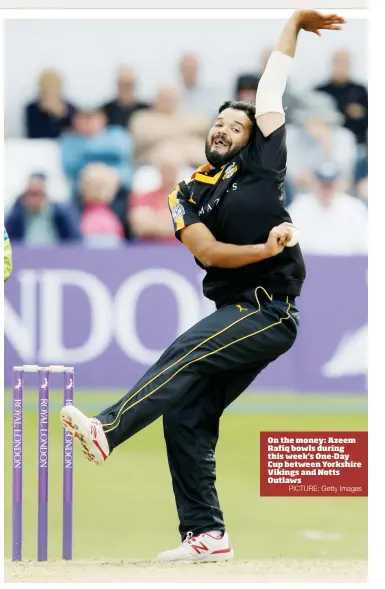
[256,10,345,138]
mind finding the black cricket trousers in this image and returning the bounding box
[96,286,299,539]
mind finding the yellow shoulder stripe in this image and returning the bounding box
[195,169,223,185]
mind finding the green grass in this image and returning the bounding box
[4,391,368,561]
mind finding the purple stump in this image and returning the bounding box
[62,369,74,560]
[38,368,50,561]
[12,368,24,562]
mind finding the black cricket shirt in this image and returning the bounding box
[169,123,306,308]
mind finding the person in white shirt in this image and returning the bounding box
[288,162,367,255]
[178,52,224,117]
[286,92,357,192]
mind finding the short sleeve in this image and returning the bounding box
[243,123,287,173]
[168,183,202,241]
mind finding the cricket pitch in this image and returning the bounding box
[5,559,368,583]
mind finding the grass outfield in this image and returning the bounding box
[4,390,367,562]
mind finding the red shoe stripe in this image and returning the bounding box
[62,418,75,430]
[211,546,232,555]
[191,542,209,555]
[93,438,107,460]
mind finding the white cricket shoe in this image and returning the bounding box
[157,531,234,563]
[60,405,110,465]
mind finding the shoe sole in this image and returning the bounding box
[60,405,104,466]
[157,549,234,563]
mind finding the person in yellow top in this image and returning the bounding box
[4,227,13,281]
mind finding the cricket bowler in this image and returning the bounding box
[60,10,345,562]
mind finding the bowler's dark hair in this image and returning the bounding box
[218,100,256,124]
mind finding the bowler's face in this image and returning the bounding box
[206,108,253,167]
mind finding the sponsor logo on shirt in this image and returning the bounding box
[171,202,185,222]
[222,162,238,180]
[198,199,221,217]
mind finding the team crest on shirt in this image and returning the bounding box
[171,202,185,221]
[222,162,238,180]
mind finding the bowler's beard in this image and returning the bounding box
[205,138,245,168]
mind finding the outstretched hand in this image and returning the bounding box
[294,10,346,37]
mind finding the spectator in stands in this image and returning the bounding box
[178,52,222,117]
[283,177,296,208]
[131,160,195,195]
[234,47,302,124]
[128,149,183,242]
[5,173,81,245]
[101,67,150,129]
[315,49,368,146]
[286,91,357,192]
[79,163,125,247]
[288,163,367,255]
[60,109,133,196]
[131,84,209,167]
[234,48,270,103]
[235,74,259,103]
[354,152,368,204]
[25,69,77,139]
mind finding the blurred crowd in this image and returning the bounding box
[5,48,368,255]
